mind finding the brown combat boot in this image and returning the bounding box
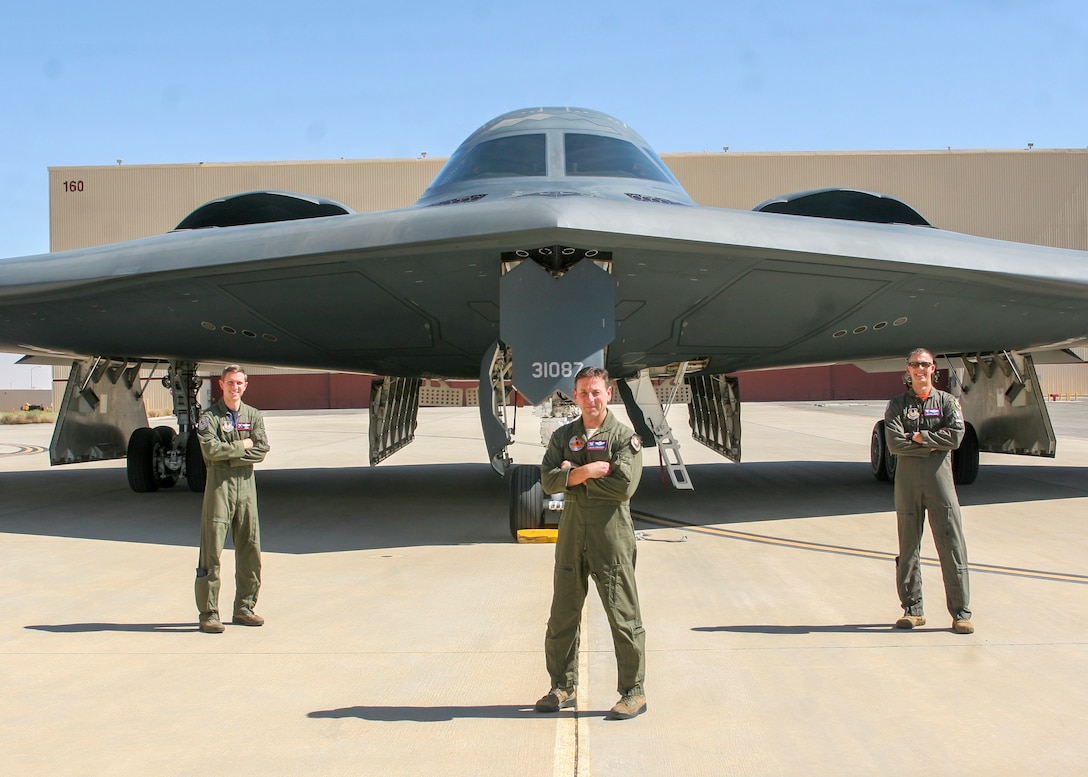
[608,693,647,720]
[894,614,926,629]
[231,608,265,627]
[534,687,576,713]
[199,614,225,634]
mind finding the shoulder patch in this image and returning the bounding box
[630,434,642,452]
[197,415,210,431]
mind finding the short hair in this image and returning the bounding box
[906,348,934,363]
[574,365,610,384]
[220,364,248,380]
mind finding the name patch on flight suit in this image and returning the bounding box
[923,408,941,417]
[587,440,608,451]
[237,422,253,431]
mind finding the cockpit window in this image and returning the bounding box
[564,133,674,182]
[430,133,547,187]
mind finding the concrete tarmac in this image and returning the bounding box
[2,401,1086,776]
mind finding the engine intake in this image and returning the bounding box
[174,190,353,230]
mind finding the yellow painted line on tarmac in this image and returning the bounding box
[0,443,47,457]
[633,509,1088,585]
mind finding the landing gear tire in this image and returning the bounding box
[185,430,207,493]
[885,442,897,482]
[952,423,979,485]
[870,421,888,481]
[870,421,896,482]
[509,464,544,539]
[127,427,160,493]
[153,426,180,489]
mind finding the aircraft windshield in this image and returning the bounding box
[564,134,674,182]
[431,134,547,187]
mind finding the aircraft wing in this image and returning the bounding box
[1,193,1086,383]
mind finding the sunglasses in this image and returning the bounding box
[906,361,933,368]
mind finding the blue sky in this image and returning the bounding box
[2,0,1086,387]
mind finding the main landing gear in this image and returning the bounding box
[509,465,545,537]
[869,419,978,485]
[125,361,206,493]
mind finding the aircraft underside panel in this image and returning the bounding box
[368,376,422,466]
[955,352,1057,457]
[221,271,437,351]
[479,342,515,476]
[685,373,742,463]
[50,357,151,465]
[499,257,614,404]
[676,264,894,349]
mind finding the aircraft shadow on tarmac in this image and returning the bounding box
[633,460,1088,528]
[0,459,1085,554]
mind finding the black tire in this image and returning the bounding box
[126,427,159,493]
[952,423,980,485]
[185,430,207,493]
[153,426,180,489]
[509,464,544,539]
[870,421,889,481]
[885,444,897,482]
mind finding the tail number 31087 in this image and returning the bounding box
[531,361,584,379]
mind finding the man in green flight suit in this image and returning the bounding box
[884,348,973,634]
[194,364,271,634]
[534,366,647,720]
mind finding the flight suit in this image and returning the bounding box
[541,411,644,695]
[194,399,270,621]
[884,388,971,621]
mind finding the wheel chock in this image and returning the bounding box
[516,528,558,544]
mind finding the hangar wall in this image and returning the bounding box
[668,149,1088,250]
[47,147,1088,410]
[49,157,443,251]
[49,148,1088,252]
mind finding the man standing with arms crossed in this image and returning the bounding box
[884,349,973,634]
[534,366,647,720]
[195,365,271,634]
